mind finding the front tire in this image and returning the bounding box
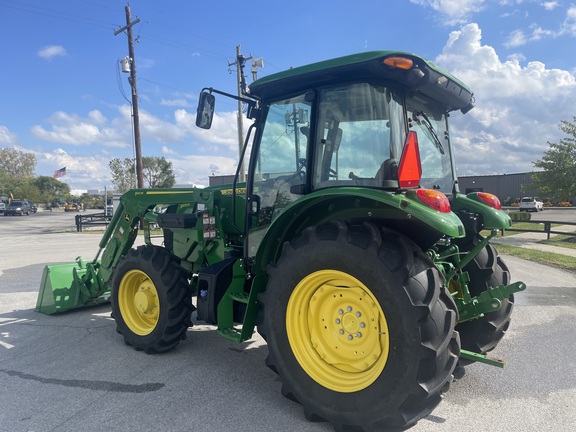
[455,239,513,365]
[259,221,460,431]
[111,245,194,353]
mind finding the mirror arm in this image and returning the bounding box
[201,87,257,107]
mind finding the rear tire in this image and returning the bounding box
[259,221,460,431]
[111,245,194,353]
[455,239,513,366]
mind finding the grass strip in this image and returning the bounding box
[494,243,576,272]
[539,232,576,250]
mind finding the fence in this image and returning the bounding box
[505,220,576,239]
[75,212,112,232]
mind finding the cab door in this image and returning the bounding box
[245,93,312,259]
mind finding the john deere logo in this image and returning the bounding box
[124,213,130,222]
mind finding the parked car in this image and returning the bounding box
[0,202,5,214]
[519,196,544,212]
[4,199,32,216]
[51,199,65,208]
[29,203,38,213]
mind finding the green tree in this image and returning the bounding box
[109,158,137,194]
[110,157,176,193]
[0,147,37,198]
[142,156,176,188]
[0,147,36,179]
[7,178,36,201]
[532,117,576,203]
[34,176,71,203]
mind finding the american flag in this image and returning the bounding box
[53,167,66,178]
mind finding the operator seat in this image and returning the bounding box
[375,158,398,187]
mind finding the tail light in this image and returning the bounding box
[476,192,502,210]
[416,189,451,213]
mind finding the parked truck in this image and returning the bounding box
[37,50,525,431]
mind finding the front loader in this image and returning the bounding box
[37,50,525,431]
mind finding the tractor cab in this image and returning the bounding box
[197,51,479,261]
[248,81,457,199]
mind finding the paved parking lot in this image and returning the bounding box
[1,210,575,431]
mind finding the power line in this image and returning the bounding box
[2,0,117,29]
[2,0,286,74]
[138,32,229,62]
[116,60,131,104]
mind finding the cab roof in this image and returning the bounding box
[249,50,473,112]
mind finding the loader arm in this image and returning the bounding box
[36,188,206,314]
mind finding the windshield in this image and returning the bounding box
[406,96,455,194]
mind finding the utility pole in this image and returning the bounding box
[114,4,143,189]
[229,45,250,183]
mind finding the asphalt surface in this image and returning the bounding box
[0,209,575,432]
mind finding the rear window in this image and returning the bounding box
[9,201,23,206]
[521,198,533,202]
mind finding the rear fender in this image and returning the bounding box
[252,187,465,274]
[451,193,512,230]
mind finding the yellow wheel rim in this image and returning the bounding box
[286,270,390,392]
[118,269,160,336]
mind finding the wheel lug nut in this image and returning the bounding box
[360,322,365,328]
[347,306,352,312]
[338,309,344,315]
[348,334,353,340]
[355,311,361,317]
[339,329,345,335]
[335,318,341,324]
[356,332,362,338]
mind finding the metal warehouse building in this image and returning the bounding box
[457,172,538,203]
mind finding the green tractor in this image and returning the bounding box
[37,50,525,431]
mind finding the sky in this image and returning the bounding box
[1,0,576,192]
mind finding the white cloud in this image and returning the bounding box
[174,109,247,153]
[37,45,67,60]
[530,25,555,40]
[500,5,576,44]
[0,125,18,145]
[170,154,239,187]
[541,1,559,11]
[436,23,576,175]
[410,0,486,24]
[563,5,576,36]
[31,110,128,148]
[35,147,114,187]
[119,105,186,144]
[161,145,177,156]
[28,103,245,189]
[160,98,192,108]
[507,52,526,62]
[504,29,527,47]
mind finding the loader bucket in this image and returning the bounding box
[36,257,110,315]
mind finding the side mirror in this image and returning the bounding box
[196,91,216,129]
